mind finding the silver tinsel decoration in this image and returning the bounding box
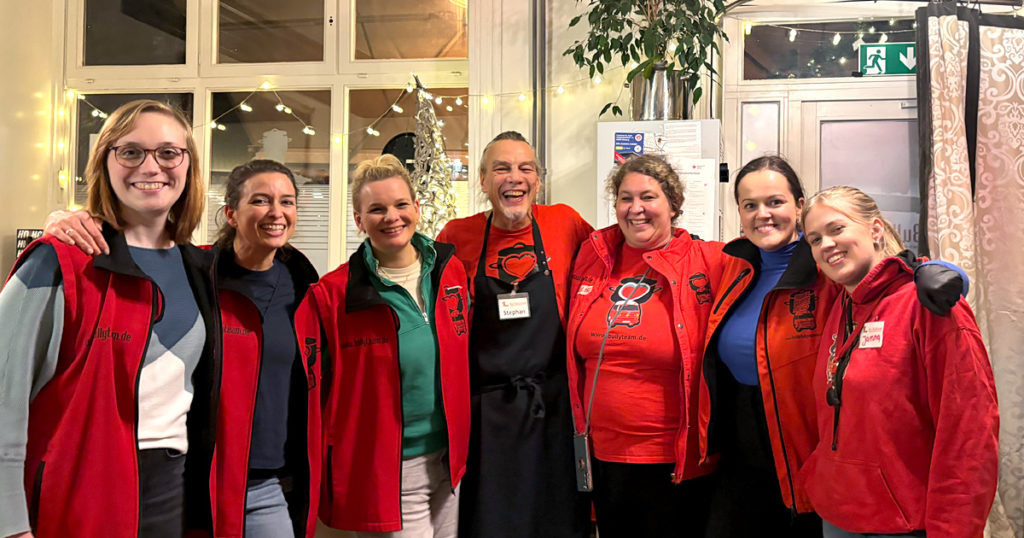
[411,78,458,237]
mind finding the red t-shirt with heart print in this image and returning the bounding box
[573,243,682,463]
[436,204,594,320]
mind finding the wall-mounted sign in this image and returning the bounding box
[859,43,917,76]
[16,229,44,258]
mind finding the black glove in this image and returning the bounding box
[914,262,966,316]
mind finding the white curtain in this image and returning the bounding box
[918,3,1024,537]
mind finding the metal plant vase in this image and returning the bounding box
[630,62,691,120]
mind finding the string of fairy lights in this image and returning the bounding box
[70,11,1024,133]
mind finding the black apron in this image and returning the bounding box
[458,215,590,538]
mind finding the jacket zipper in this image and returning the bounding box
[760,293,799,515]
[29,461,45,530]
[240,296,264,538]
[713,269,751,314]
[134,282,160,537]
[392,306,406,530]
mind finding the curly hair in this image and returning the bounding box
[606,154,684,222]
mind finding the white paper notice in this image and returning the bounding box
[662,122,702,159]
[671,158,716,241]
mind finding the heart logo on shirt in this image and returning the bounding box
[502,252,538,280]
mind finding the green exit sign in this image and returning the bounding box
[859,43,917,75]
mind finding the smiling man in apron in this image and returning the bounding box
[436,132,593,537]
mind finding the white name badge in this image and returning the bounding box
[859,321,884,349]
[497,292,531,320]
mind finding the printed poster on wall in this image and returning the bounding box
[670,158,716,241]
[613,132,645,164]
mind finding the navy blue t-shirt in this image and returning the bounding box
[225,259,298,470]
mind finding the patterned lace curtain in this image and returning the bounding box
[916,3,1024,537]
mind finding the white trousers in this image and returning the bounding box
[353,450,459,538]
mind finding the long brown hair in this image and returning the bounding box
[85,99,203,244]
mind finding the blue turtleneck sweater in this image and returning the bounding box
[716,239,800,386]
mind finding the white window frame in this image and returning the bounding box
[59,0,470,270]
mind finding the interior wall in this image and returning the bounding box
[546,1,624,227]
[0,0,61,273]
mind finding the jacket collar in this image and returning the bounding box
[344,237,457,313]
[214,244,318,303]
[91,222,184,279]
[589,224,693,266]
[722,236,819,290]
[849,254,913,304]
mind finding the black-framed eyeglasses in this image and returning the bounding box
[109,145,189,169]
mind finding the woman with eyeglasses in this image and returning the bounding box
[0,100,219,538]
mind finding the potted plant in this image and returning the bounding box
[564,0,729,117]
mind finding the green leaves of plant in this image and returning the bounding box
[561,0,730,111]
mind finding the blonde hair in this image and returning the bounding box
[801,185,904,257]
[350,154,416,212]
[85,99,203,244]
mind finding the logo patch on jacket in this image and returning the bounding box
[488,241,537,283]
[303,337,319,389]
[607,275,660,328]
[688,273,712,305]
[787,289,817,332]
[93,327,132,342]
[442,286,468,335]
[223,326,252,336]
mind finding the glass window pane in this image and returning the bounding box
[741,102,780,164]
[74,93,194,207]
[84,0,186,65]
[820,119,920,252]
[354,0,467,60]
[218,0,324,63]
[347,87,469,259]
[744,19,915,80]
[208,90,331,273]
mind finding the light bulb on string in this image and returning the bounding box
[518,93,527,101]
[438,120,445,127]
[788,29,797,42]
[879,33,888,43]
[392,104,404,113]
[275,103,285,112]
[833,33,841,46]
[889,18,895,26]
[435,96,443,104]
[260,82,273,89]
[239,103,253,112]
[839,57,847,65]
[557,86,565,94]
[422,91,433,100]
[482,96,490,105]
[744,22,752,35]
[869,26,876,34]
[593,75,602,84]
[217,123,226,131]
[210,121,219,130]
[455,97,463,106]
[446,105,453,111]
[406,84,415,93]
[302,126,315,136]
[283,106,292,114]
[91,109,100,117]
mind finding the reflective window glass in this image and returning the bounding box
[820,119,920,252]
[207,90,331,273]
[744,19,916,80]
[218,0,324,63]
[354,0,467,60]
[740,102,780,165]
[346,87,469,258]
[84,0,186,65]
[74,93,194,207]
